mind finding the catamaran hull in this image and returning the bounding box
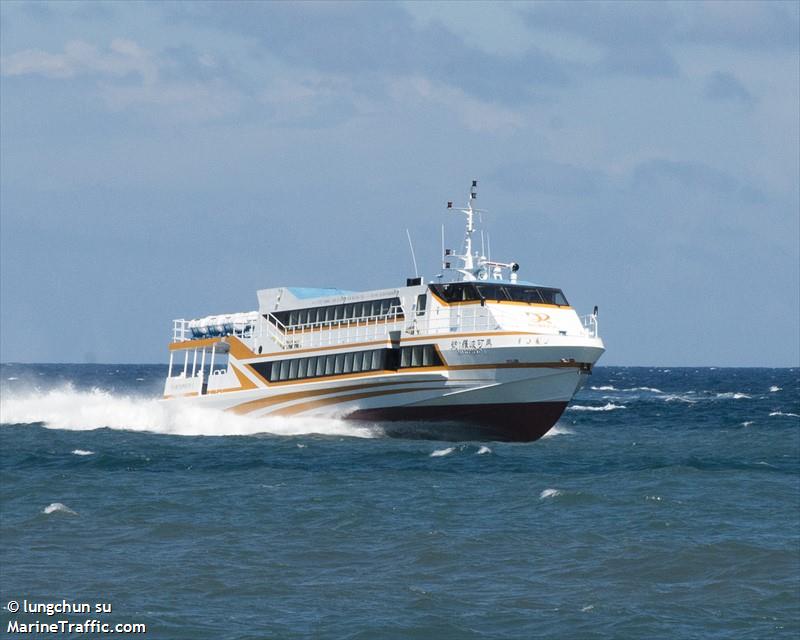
[172,349,599,441]
[347,401,568,441]
[345,364,585,441]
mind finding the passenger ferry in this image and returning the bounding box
[164,181,604,441]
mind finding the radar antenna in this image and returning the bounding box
[444,180,521,283]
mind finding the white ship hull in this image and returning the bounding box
[166,333,604,441]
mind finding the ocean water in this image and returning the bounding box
[1,364,798,639]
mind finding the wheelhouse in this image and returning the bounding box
[429,282,569,307]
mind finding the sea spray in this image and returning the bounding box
[430,446,455,457]
[567,403,626,412]
[42,503,77,516]
[542,425,574,438]
[539,489,562,500]
[0,384,378,438]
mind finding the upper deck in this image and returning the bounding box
[170,280,599,355]
[168,180,601,355]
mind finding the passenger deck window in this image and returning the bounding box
[250,344,443,384]
[268,297,403,328]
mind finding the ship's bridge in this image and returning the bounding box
[428,282,569,306]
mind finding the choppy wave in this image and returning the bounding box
[430,446,455,457]
[42,503,77,516]
[476,445,492,455]
[568,403,626,412]
[0,385,378,438]
[663,394,699,404]
[588,386,776,406]
[71,449,95,456]
[769,411,799,418]
[591,385,663,393]
[542,424,575,438]
[539,488,562,499]
[769,386,782,392]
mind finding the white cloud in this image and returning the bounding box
[1,39,243,122]
[102,79,244,121]
[1,47,74,78]
[1,39,158,83]
[257,72,372,123]
[388,75,525,133]
[259,73,347,107]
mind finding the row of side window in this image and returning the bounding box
[399,345,439,368]
[271,297,403,328]
[250,345,443,383]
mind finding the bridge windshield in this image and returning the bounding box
[429,283,569,306]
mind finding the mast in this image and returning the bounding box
[446,179,481,281]
[444,180,520,284]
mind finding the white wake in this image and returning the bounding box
[0,385,379,438]
[42,502,78,516]
[429,446,455,457]
[567,402,626,412]
[541,424,575,438]
[539,488,562,499]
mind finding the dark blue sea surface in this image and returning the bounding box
[1,365,798,639]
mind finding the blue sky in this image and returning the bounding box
[1,0,798,366]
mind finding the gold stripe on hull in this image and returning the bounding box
[271,386,445,417]
[240,360,587,390]
[228,378,444,415]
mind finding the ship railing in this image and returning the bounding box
[580,314,598,338]
[173,319,190,342]
[266,305,405,349]
[262,304,599,350]
[416,306,500,336]
[171,318,258,344]
[263,313,291,349]
[419,306,595,337]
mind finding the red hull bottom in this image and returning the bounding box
[346,401,569,442]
